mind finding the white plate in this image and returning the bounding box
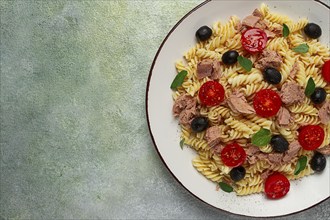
[146,0,330,217]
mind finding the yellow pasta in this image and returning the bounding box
[246,160,270,176]
[236,183,264,196]
[259,144,273,153]
[227,70,263,87]
[267,37,289,52]
[288,103,318,116]
[236,175,263,187]
[241,81,275,97]
[192,156,222,182]
[265,12,291,24]
[287,18,308,33]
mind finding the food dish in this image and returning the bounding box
[172,2,330,198]
[146,0,329,217]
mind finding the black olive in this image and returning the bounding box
[304,23,322,39]
[263,67,282,85]
[310,152,326,172]
[270,135,289,153]
[222,50,239,65]
[196,26,212,41]
[191,117,209,132]
[310,87,326,104]
[230,166,246,182]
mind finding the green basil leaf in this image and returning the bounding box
[305,77,315,97]
[292,43,309,53]
[219,182,233,193]
[251,128,272,147]
[170,70,188,90]
[238,56,252,72]
[283,23,290,37]
[180,138,185,150]
[294,156,308,175]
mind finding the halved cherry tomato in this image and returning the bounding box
[265,172,290,199]
[198,81,225,106]
[322,60,330,83]
[241,28,268,53]
[253,89,282,118]
[220,143,246,167]
[298,125,325,150]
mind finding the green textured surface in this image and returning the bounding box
[0,1,329,219]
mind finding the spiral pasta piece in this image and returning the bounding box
[192,156,222,182]
[227,70,263,87]
[236,183,264,196]
[288,103,318,116]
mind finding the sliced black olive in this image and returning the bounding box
[310,87,326,104]
[191,117,208,132]
[304,23,322,39]
[230,166,246,182]
[270,135,289,153]
[222,50,239,65]
[196,26,212,41]
[263,67,282,85]
[310,152,326,172]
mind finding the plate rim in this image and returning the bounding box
[145,0,330,217]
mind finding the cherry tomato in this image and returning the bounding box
[265,172,290,199]
[322,60,330,83]
[220,143,246,167]
[241,28,268,53]
[253,89,282,118]
[298,125,325,150]
[198,81,225,106]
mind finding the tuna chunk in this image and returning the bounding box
[282,141,301,163]
[227,91,255,114]
[212,60,221,79]
[260,170,272,181]
[280,82,305,106]
[173,94,196,117]
[246,144,262,164]
[267,152,284,164]
[197,59,221,80]
[317,145,330,155]
[255,50,283,70]
[252,8,263,18]
[246,144,261,156]
[289,62,299,79]
[276,107,293,127]
[178,106,197,127]
[197,59,213,79]
[205,126,222,147]
[247,151,268,164]
[172,94,197,126]
[319,100,330,124]
[264,29,276,38]
[241,14,268,30]
[247,154,258,164]
[242,15,260,27]
[254,19,267,29]
[211,144,225,154]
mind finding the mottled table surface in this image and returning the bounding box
[0,0,329,219]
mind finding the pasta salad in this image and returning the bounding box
[171,3,330,199]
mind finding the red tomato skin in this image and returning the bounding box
[298,125,325,150]
[322,60,330,83]
[198,81,225,106]
[265,172,290,199]
[241,28,268,53]
[220,143,246,167]
[253,89,282,118]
